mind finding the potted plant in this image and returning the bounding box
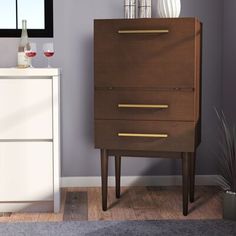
[216,111,236,221]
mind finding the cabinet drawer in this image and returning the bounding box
[95,89,194,121]
[95,120,195,152]
[0,79,52,139]
[94,18,199,88]
[0,142,53,201]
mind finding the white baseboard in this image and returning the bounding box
[61,175,220,188]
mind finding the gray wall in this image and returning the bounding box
[223,1,236,122]
[0,0,224,177]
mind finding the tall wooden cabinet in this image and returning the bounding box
[0,68,60,213]
[94,18,202,215]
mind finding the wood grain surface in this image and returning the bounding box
[95,89,194,121]
[0,187,222,222]
[95,120,195,152]
[94,18,197,89]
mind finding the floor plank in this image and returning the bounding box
[63,192,88,221]
[0,186,222,222]
[87,188,100,221]
[129,187,155,209]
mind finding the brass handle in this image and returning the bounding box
[118,29,169,34]
[118,104,169,109]
[118,133,168,138]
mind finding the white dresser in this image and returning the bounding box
[0,68,60,213]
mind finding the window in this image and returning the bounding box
[0,0,53,37]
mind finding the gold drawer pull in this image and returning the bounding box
[118,30,169,34]
[118,104,169,109]
[118,133,168,138]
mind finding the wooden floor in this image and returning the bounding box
[0,186,222,222]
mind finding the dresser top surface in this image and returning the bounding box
[0,68,60,77]
[94,17,201,23]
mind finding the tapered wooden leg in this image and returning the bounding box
[182,152,189,216]
[115,156,121,198]
[101,149,108,211]
[189,152,196,203]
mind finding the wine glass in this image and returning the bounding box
[43,43,54,68]
[24,42,37,68]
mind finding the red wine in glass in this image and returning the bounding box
[43,43,54,67]
[24,42,37,68]
[44,51,54,57]
[25,51,37,57]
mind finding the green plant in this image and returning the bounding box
[216,111,236,193]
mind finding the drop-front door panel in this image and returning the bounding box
[94,18,197,89]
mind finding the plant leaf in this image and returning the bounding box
[215,110,236,192]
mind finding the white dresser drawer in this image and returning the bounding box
[0,142,53,201]
[0,79,52,139]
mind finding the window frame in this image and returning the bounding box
[0,0,53,38]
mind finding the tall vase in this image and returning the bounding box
[157,0,181,18]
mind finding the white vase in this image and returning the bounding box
[157,0,181,18]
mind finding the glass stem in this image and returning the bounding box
[48,58,50,68]
[29,58,32,68]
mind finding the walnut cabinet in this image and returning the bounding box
[94,18,202,216]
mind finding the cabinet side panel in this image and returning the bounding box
[194,21,202,147]
[52,76,61,213]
